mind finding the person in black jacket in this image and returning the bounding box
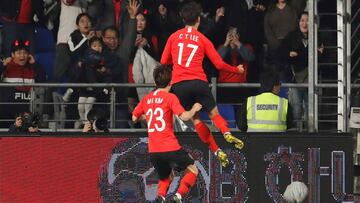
[77,36,111,124]
[282,12,324,128]
[0,0,45,56]
[100,0,139,128]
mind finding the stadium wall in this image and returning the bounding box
[0,133,354,202]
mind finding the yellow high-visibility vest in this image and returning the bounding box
[246,92,288,132]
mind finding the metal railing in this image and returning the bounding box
[1,82,360,132]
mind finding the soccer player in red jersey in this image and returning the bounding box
[132,66,202,203]
[160,1,244,167]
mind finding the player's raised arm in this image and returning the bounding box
[204,37,244,74]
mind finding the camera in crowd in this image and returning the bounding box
[8,111,40,133]
[22,112,40,129]
[84,108,109,133]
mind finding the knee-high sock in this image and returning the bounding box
[177,171,197,197]
[194,122,219,153]
[85,97,96,119]
[211,114,230,134]
[78,97,86,122]
[158,177,172,197]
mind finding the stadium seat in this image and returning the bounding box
[34,26,56,81]
[35,52,55,81]
[34,27,55,53]
[218,104,236,128]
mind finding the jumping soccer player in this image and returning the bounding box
[132,66,202,203]
[160,1,244,167]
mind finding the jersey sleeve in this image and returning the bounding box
[132,99,145,118]
[168,94,186,116]
[160,35,173,65]
[203,37,240,74]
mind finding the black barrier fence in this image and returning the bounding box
[0,132,354,203]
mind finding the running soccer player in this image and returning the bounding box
[132,66,202,203]
[160,1,244,167]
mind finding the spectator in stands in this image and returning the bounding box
[134,12,159,59]
[246,0,268,83]
[217,27,255,126]
[52,0,98,81]
[82,108,109,133]
[0,40,45,128]
[68,13,94,63]
[264,0,306,82]
[77,36,111,125]
[222,0,249,43]
[153,2,183,53]
[131,12,160,102]
[62,12,95,127]
[8,111,40,133]
[65,12,95,107]
[1,39,45,90]
[8,113,24,133]
[90,0,141,41]
[283,12,324,129]
[0,0,46,56]
[217,27,255,86]
[237,71,292,132]
[100,0,139,128]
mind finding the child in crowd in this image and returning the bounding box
[1,39,45,92]
[77,36,111,125]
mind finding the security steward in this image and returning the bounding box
[237,71,292,132]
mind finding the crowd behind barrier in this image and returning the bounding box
[0,81,360,132]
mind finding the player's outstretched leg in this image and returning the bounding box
[156,176,172,202]
[193,116,229,167]
[171,165,198,203]
[209,107,244,150]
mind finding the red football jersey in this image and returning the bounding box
[132,89,186,153]
[161,27,240,84]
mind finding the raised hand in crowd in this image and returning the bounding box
[215,7,225,23]
[237,64,245,74]
[87,31,96,39]
[135,37,148,48]
[224,30,233,47]
[231,32,242,48]
[2,54,36,66]
[289,51,298,57]
[28,54,36,64]
[82,121,92,133]
[127,0,140,19]
[2,57,12,66]
[318,43,324,54]
[255,4,266,12]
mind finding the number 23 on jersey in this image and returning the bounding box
[146,107,166,132]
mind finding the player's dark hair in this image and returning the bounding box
[180,1,202,26]
[260,71,280,93]
[76,13,92,25]
[89,36,103,47]
[153,65,172,88]
[102,26,119,38]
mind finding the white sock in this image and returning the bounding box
[215,148,222,156]
[175,193,182,200]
